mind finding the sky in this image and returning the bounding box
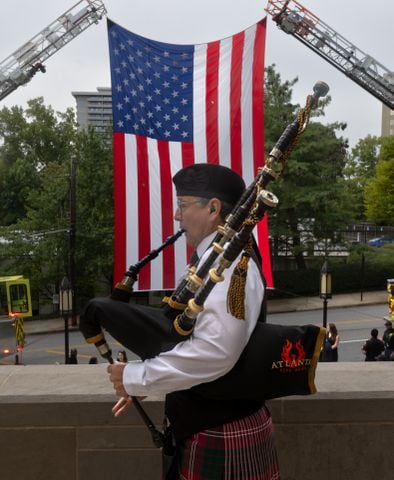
[0,0,393,150]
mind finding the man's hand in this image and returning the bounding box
[107,363,132,417]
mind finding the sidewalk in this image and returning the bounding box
[22,290,388,335]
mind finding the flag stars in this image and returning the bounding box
[109,23,194,141]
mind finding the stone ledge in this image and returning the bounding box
[1,363,394,480]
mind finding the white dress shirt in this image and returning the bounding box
[122,232,264,396]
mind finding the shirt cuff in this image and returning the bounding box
[122,360,147,396]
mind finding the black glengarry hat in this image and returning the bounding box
[173,163,245,206]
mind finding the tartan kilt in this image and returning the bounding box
[176,406,280,480]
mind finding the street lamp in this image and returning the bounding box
[60,276,73,364]
[320,261,332,329]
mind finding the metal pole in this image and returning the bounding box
[64,310,69,364]
[69,156,77,326]
[323,298,328,329]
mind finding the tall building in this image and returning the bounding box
[71,87,112,133]
[381,104,394,137]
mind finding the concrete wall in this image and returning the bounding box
[0,363,393,480]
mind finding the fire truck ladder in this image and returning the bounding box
[0,0,107,101]
[265,0,394,110]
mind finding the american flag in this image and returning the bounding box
[107,18,273,291]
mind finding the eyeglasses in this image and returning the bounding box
[176,199,205,213]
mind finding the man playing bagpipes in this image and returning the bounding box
[81,82,330,479]
[84,163,281,479]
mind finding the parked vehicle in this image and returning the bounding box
[367,235,394,247]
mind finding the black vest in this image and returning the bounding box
[165,256,266,440]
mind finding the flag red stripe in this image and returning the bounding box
[252,19,273,288]
[252,19,266,172]
[113,133,126,284]
[136,136,151,289]
[181,142,195,167]
[205,41,220,164]
[158,141,176,287]
[230,31,244,176]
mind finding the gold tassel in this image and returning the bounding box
[227,251,250,320]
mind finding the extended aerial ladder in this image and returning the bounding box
[265,0,394,110]
[0,0,107,102]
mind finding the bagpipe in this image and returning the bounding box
[79,81,329,444]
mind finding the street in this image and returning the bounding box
[0,302,390,365]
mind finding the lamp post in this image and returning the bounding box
[320,261,332,329]
[60,276,72,364]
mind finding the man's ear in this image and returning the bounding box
[208,198,221,215]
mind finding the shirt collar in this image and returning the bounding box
[196,232,216,260]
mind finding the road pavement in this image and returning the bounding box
[21,289,389,336]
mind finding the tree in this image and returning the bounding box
[0,98,77,225]
[343,135,380,221]
[364,136,394,224]
[264,65,354,269]
[0,99,113,308]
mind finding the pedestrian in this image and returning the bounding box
[68,348,78,364]
[362,329,384,361]
[377,319,394,360]
[320,323,340,362]
[104,164,280,479]
[116,350,128,363]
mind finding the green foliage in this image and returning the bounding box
[271,245,394,298]
[364,137,394,224]
[343,135,380,221]
[265,65,355,269]
[0,99,113,308]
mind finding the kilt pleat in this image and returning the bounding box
[178,406,280,480]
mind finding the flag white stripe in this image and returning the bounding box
[217,36,232,169]
[241,24,257,185]
[168,141,187,284]
[147,138,163,290]
[125,134,139,272]
[193,43,208,164]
